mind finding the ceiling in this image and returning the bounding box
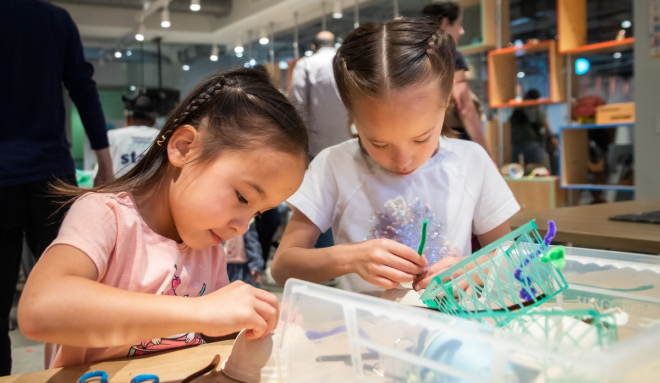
[54,0,232,16]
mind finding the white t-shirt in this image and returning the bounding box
[108,126,159,177]
[287,137,520,296]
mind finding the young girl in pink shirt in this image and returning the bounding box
[17,68,310,368]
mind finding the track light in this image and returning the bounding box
[190,0,200,11]
[135,24,145,41]
[259,28,269,45]
[161,7,170,28]
[210,44,219,61]
[333,1,343,19]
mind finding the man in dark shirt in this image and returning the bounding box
[422,2,491,157]
[0,0,113,374]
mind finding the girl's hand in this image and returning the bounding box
[413,255,490,293]
[198,281,278,340]
[250,270,262,284]
[350,239,427,289]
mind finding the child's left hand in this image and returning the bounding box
[251,270,261,284]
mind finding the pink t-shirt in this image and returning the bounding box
[43,192,229,368]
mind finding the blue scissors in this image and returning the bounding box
[79,371,159,383]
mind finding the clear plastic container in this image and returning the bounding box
[274,246,660,383]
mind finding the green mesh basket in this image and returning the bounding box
[420,220,568,326]
[503,308,619,350]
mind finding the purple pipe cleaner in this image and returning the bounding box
[514,221,557,301]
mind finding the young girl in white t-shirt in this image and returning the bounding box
[271,17,519,297]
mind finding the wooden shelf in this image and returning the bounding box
[559,124,635,191]
[491,98,560,109]
[560,184,634,191]
[557,0,634,54]
[488,40,566,108]
[560,123,635,130]
[454,0,509,55]
[562,37,635,55]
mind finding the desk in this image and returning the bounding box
[510,199,660,254]
[0,341,239,383]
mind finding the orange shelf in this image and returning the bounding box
[490,98,560,109]
[488,40,566,109]
[560,37,635,55]
[489,41,554,56]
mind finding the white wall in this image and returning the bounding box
[634,0,660,199]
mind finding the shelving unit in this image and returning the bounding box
[487,40,566,108]
[454,0,510,55]
[559,123,635,191]
[557,0,634,54]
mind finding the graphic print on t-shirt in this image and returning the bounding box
[127,265,207,357]
[366,196,461,266]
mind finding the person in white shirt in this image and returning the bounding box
[289,31,351,157]
[109,94,159,177]
[271,17,520,297]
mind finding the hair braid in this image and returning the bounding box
[173,77,226,124]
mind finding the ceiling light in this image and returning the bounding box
[517,72,525,78]
[135,24,146,41]
[126,50,132,56]
[613,52,622,59]
[161,7,170,28]
[130,85,136,91]
[259,28,269,45]
[182,64,190,71]
[190,0,200,11]
[114,50,122,58]
[249,59,256,66]
[333,1,343,19]
[304,50,313,57]
[234,38,244,53]
[236,52,243,58]
[621,20,632,29]
[210,44,219,61]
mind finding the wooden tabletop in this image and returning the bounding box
[510,199,660,254]
[0,341,240,383]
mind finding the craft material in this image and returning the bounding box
[79,371,108,383]
[130,374,159,383]
[421,220,568,326]
[181,354,220,383]
[417,220,428,256]
[222,329,277,383]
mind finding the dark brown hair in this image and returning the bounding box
[421,2,462,25]
[333,17,456,115]
[54,67,309,202]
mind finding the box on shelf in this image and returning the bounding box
[596,102,635,125]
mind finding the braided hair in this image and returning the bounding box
[52,68,310,203]
[333,16,456,114]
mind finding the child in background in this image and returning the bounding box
[18,68,310,368]
[225,222,264,287]
[272,17,519,297]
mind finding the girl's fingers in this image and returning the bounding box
[375,265,416,284]
[381,252,426,275]
[384,241,428,267]
[370,275,400,290]
[244,313,268,340]
[253,300,278,337]
[254,289,279,310]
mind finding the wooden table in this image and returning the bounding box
[0,341,240,383]
[510,199,660,254]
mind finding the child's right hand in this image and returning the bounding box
[197,281,279,340]
[350,239,428,289]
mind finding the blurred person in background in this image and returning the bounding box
[108,94,159,178]
[422,2,491,157]
[0,0,112,374]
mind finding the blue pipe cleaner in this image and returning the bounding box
[514,221,557,301]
